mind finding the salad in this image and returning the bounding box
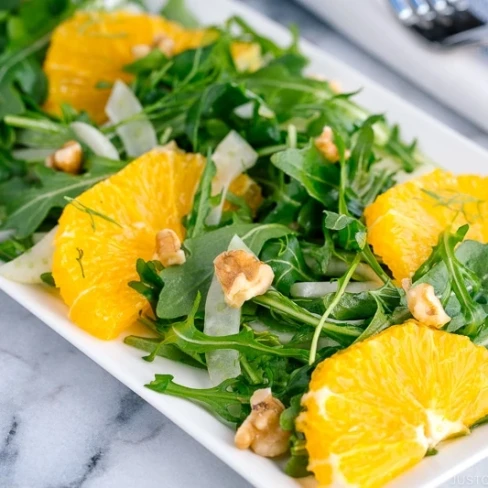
[1,1,488,487]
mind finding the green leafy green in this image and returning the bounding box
[271,141,339,207]
[413,226,488,338]
[0,0,84,118]
[146,374,252,424]
[184,152,216,238]
[0,234,33,261]
[160,0,200,28]
[40,271,56,287]
[1,166,110,238]
[261,235,315,294]
[124,336,206,369]
[128,259,164,313]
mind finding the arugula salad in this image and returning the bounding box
[1,1,488,486]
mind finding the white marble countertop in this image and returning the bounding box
[1,1,487,487]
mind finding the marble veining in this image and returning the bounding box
[1,1,487,487]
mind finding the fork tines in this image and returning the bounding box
[388,0,487,45]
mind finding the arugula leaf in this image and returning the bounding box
[0,234,33,261]
[162,319,310,363]
[184,153,216,238]
[413,226,488,338]
[384,124,420,173]
[345,115,394,216]
[244,65,333,122]
[271,141,340,207]
[253,290,362,345]
[40,271,56,287]
[0,149,25,182]
[124,336,205,369]
[323,210,389,283]
[228,16,299,58]
[354,296,390,342]
[160,0,200,28]
[280,394,302,431]
[185,82,248,151]
[297,282,401,321]
[255,167,309,226]
[157,224,293,319]
[261,235,315,294]
[309,253,363,363]
[146,374,252,424]
[285,437,310,478]
[128,259,164,313]
[0,0,83,118]
[1,166,110,238]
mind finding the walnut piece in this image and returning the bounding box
[314,126,350,163]
[402,279,451,328]
[45,140,83,174]
[153,34,175,57]
[235,388,291,458]
[132,35,175,60]
[132,44,152,59]
[213,249,274,308]
[328,79,342,94]
[155,229,186,267]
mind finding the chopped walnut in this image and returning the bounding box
[328,79,342,94]
[45,140,83,174]
[235,388,291,458]
[155,229,186,267]
[314,126,350,163]
[214,249,274,308]
[402,279,451,328]
[308,74,341,94]
[132,44,152,59]
[153,34,175,57]
[132,34,175,60]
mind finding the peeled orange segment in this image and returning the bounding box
[43,11,210,123]
[226,173,263,215]
[230,41,263,72]
[364,169,488,281]
[52,147,205,340]
[298,320,488,488]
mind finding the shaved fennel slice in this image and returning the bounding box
[71,122,119,160]
[204,275,241,385]
[105,80,157,157]
[234,102,254,119]
[206,131,258,226]
[0,227,57,283]
[204,235,251,385]
[290,280,381,298]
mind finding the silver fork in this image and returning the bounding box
[388,0,488,46]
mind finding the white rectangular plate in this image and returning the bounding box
[2,1,488,487]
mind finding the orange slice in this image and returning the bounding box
[52,146,205,339]
[43,10,210,123]
[298,320,488,488]
[364,169,488,281]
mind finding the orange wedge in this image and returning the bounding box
[52,146,205,339]
[364,169,488,281]
[298,320,488,488]
[43,10,210,123]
